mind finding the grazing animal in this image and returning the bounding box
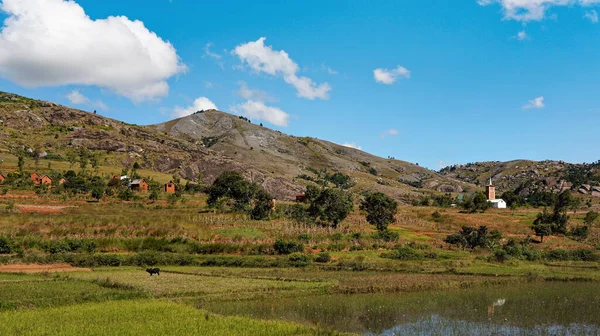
[146,267,160,276]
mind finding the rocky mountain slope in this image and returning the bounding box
[439,160,600,197]
[0,91,471,201]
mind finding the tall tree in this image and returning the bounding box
[360,192,397,232]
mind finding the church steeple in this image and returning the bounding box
[486,178,495,200]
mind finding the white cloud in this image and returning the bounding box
[479,0,600,22]
[66,90,89,105]
[373,66,411,84]
[342,142,362,150]
[232,37,331,100]
[585,9,599,22]
[66,89,108,110]
[322,64,338,75]
[203,42,224,68]
[515,30,529,40]
[204,81,213,88]
[380,129,399,139]
[0,0,186,102]
[230,100,289,127]
[523,96,545,109]
[172,97,217,118]
[236,81,275,102]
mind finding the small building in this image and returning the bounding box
[30,172,41,184]
[58,178,67,185]
[295,194,306,203]
[165,181,176,193]
[489,199,507,209]
[40,175,52,186]
[130,179,149,192]
[486,178,506,209]
[0,173,5,184]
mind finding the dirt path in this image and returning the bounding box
[0,263,91,273]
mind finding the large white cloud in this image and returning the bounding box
[478,0,600,22]
[0,0,186,102]
[232,37,331,100]
[373,66,411,84]
[172,97,217,118]
[231,100,290,127]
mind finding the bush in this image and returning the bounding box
[288,252,310,267]
[569,248,599,262]
[569,225,590,241]
[376,230,400,242]
[381,246,424,260]
[273,240,304,255]
[0,237,13,254]
[545,249,569,261]
[314,252,331,263]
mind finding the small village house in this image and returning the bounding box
[40,175,52,186]
[30,172,41,184]
[0,173,5,184]
[165,181,176,193]
[130,179,149,192]
[59,178,67,185]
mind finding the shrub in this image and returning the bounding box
[569,225,589,241]
[545,249,569,261]
[381,246,424,260]
[288,252,310,267]
[376,230,400,242]
[273,240,304,255]
[314,252,331,263]
[569,249,598,262]
[0,237,13,254]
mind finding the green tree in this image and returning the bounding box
[462,191,491,213]
[17,154,24,173]
[584,211,599,226]
[532,223,552,243]
[360,192,397,232]
[308,188,354,228]
[90,186,104,200]
[207,171,273,219]
[66,151,77,169]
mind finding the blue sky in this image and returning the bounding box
[0,0,599,169]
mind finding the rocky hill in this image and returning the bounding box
[0,91,471,201]
[439,160,600,197]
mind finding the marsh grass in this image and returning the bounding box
[0,300,343,336]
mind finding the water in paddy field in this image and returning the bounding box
[204,282,600,335]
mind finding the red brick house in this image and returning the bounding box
[165,181,176,193]
[30,172,41,184]
[40,175,52,186]
[0,173,5,184]
[130,179,149,192]
[59,178,67,185]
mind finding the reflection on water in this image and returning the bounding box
[374,314,598,336]
[203,282,600,335]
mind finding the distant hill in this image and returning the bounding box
[439,160,600,197]
[0,90,470,201]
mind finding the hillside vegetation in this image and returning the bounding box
[0,91,470,202]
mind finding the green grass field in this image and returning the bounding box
[0,300,335,336]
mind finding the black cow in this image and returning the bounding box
[146,267,160,276]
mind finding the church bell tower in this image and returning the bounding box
[485,178,495,200]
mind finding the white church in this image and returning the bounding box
[486,178,507,209]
